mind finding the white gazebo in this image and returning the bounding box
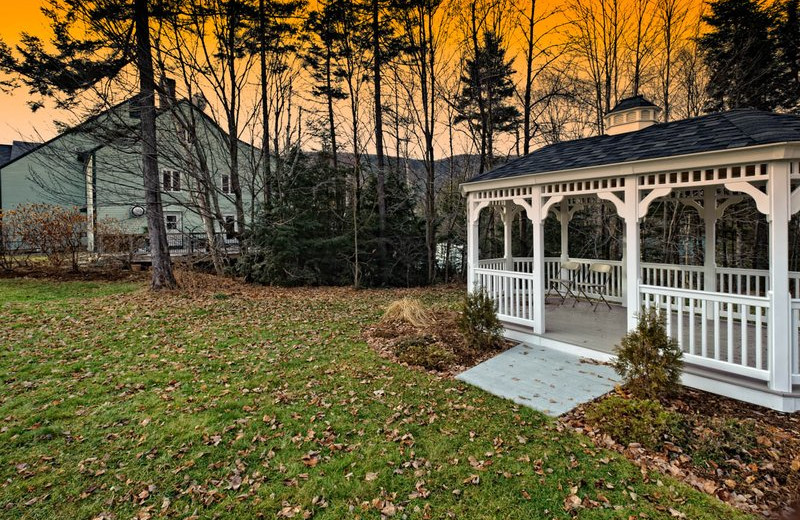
[461,97,800,412]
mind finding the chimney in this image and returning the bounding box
[604,95,661,136]
[159,77,177,109]
[191,92,208,112]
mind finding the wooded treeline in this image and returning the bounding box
[2,0,800,288]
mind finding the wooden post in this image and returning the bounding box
[624,180,641,330]
[532,186,545,334]
[560,199,569,263]
[503,201,514,271]
[703,187,717,293]
[467,195,480,293]
[768,162,792,393]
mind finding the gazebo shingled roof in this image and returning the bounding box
[469,109,800,183]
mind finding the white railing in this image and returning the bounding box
[792,300,800,384]
[514,257,534,273]
[717,267,769,297]
[478,258,507,270]
[474,268,536,328]
[641,262,704,291]
[640,285,770,381]
[479,257,800,300]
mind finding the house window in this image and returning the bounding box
[165,214,180,231]
[221,174,231,194]
[163,170,181,192]
[224,215,237,240]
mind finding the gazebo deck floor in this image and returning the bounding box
[543,297,626,354]
[541,297,769,366]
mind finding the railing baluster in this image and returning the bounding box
[688,297,695,355]
[741,304,749,368]
[713,300,720,360]
[727,301,734,363]
[701,299,708,358]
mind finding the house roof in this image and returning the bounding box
[607,95,659,114]
[468,109,800,184]
[0,145,11,167]
[0,96,255,172]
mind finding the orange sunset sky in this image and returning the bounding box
[0,3,56,144]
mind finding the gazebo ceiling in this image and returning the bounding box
[468,109,800,183]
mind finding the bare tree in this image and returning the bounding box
[656,0,688,121]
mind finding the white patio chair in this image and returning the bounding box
[546,261,582,306]
[576,263,613,311]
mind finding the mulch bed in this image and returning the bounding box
[363,310,514,378]
[561,387,800,518]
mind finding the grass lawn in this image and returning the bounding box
[0,274,753,519]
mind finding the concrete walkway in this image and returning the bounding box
[457,344,619,417]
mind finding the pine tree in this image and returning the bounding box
[698,0,780,111]
[455,30,520,174]
[0,0,177,289]
[303,6,349,169]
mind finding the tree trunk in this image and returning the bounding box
[372,0,387,282]
[326,48,338,168]
[522,0,536,155]
[259,0,272,208]
[225,14,246,241]
[135,0,176,290]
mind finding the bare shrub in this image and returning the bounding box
[8,204,85,271]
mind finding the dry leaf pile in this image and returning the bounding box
[562,388,800,518]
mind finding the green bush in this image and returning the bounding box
[613,306,683,399]
[585,395,683,450]
[458,288,503,352]
[690,417,758,465]
[393,335,454,370]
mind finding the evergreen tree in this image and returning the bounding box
[303,6,349,169]
[455,30,520,174]
[698,0,780,111]
[238,152,353,286]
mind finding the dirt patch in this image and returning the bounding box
[363,309,514,377]
[561,387,800,518]
[0,265,148,282]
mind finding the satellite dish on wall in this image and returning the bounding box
[131,205,145,217]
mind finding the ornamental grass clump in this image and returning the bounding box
[613,306,683,399]
[458,288,503,351]
[381,298,432,327]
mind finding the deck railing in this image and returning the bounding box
[474,268,536,328]
[792,300,800,384]
[478,257,800,298]
[640,285,770,381]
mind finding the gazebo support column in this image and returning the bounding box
[624,181,641,330]
[703,187,717,292]
[467,195,480,293]
[502,201,515,271]
[768,162,792,393]
[531,187,546,334]
[559,199,569,263]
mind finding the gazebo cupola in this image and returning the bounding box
[604,95,661,135]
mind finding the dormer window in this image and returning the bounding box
[641,109,650,119]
